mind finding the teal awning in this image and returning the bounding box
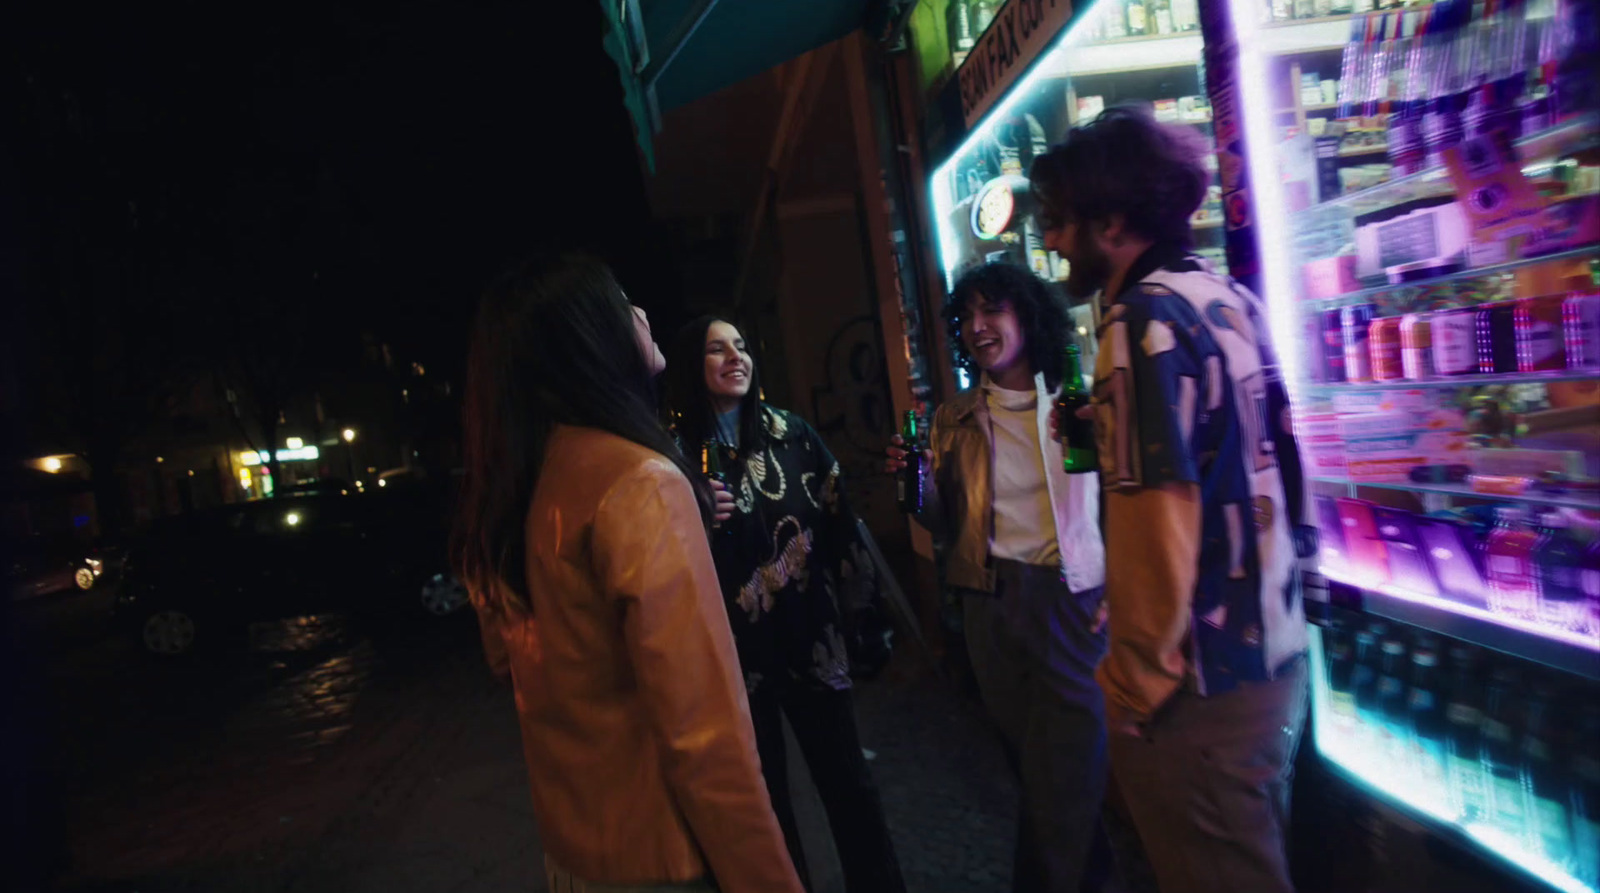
[601,0,888,171]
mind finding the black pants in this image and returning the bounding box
[966,560,1112,893]
[748,681,906,893]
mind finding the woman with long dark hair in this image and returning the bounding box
[454,256,803,893]
[664,315,905,893]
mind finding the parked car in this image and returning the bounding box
[6,536,101,601]
[114,488,465,656]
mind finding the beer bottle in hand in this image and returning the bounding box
[699,440,725,483]
[701,440,726,528]
[1058,344,1097,474]
[897,409,925,513]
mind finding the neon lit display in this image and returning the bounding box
[928,3,1205,292]
[1310,629,1597,893]
[1324,566,1600,656]
[239,446,320,466]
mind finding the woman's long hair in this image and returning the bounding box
[453,253,709,614]
[664,315,766,454]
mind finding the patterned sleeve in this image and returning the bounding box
[1093,286,1207,491]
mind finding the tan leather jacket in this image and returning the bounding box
[476,425,803,893]
[919,374,1105,594]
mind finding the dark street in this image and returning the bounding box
[14,585,1018,893]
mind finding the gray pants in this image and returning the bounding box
[545,857,715,893]
[964,559,1109,893]
[1109,658,1309,893]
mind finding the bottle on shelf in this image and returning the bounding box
[1515,294,1569,372]
[947,0,977,66]
[1374,636,1412,761]
[1475,302,1518,375]
[1352,626,1386,750]
[1126,0,1149,36]
[1571,707,1600,887]
[1406,644,1448,800]
[971,0,998,36]
[1388,7,1430,175]
[1444,644,1488,822]
[1370,316,1404,381]
[1479,668,1527,839]
[1463,0,1530,141]
[1433,306,1480,376]
[1533,511,1587,631]
[1421,0,1469,167]
[1400,312,1432,380]
[1564,291,1600,371]
[1322,308,1349,382]
[1485,507,1540,618]
[1343,303,1377,382]
[1326,622,1361,737]
[1519,689,1573,864]
[1153,0,1175,35]
[1103,0,1129,39]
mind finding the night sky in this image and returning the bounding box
[4,1,673,423]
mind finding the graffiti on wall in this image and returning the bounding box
[810,315,896,528]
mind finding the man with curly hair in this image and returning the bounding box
[1032,105,1314,893]
[887,260,1108,893]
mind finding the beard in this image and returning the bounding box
[1063,230,1111,301]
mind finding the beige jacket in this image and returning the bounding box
[918,373,1105,594]
[477,425,803,893]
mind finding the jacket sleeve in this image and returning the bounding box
[1096,482,1200,726]
[593,460,804,893]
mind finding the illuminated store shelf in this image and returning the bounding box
[1301,370,1600,394]
[1310,477,1600,511]
[1309,632,1599,893]
[1324,571,1600,681]
[1296,114,1600,220]
[1299,245,1600,312]
[1036,33,1202,77]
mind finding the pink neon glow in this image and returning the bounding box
[1321,565,1600,653]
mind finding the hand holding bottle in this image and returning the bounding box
[883,435,931,474]
[709,479,735,525]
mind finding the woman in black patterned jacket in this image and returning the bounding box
[665,316,904,893]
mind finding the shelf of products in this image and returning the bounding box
[930,0,1226,363]
[1311,476,1600,510]
[1298,114,1600,218]
[1307,621,1599,893]
[1299,245,1600,311]
[1326,573,1600,680]
[1241,0,1600,887]
[1302,370,1600,393]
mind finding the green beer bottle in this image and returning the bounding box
[699,440,725,483]
[897,410,925,513]
[1057,344,1097,474]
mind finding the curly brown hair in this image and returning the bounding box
[1029,105,1210,247]
[943,261,1072,392]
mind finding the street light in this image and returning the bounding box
[341,428,358,484]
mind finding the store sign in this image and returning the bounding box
[958,0,1075,128]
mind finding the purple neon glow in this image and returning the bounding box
[1221,0,1307,400]
[1321,565,1600,653]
